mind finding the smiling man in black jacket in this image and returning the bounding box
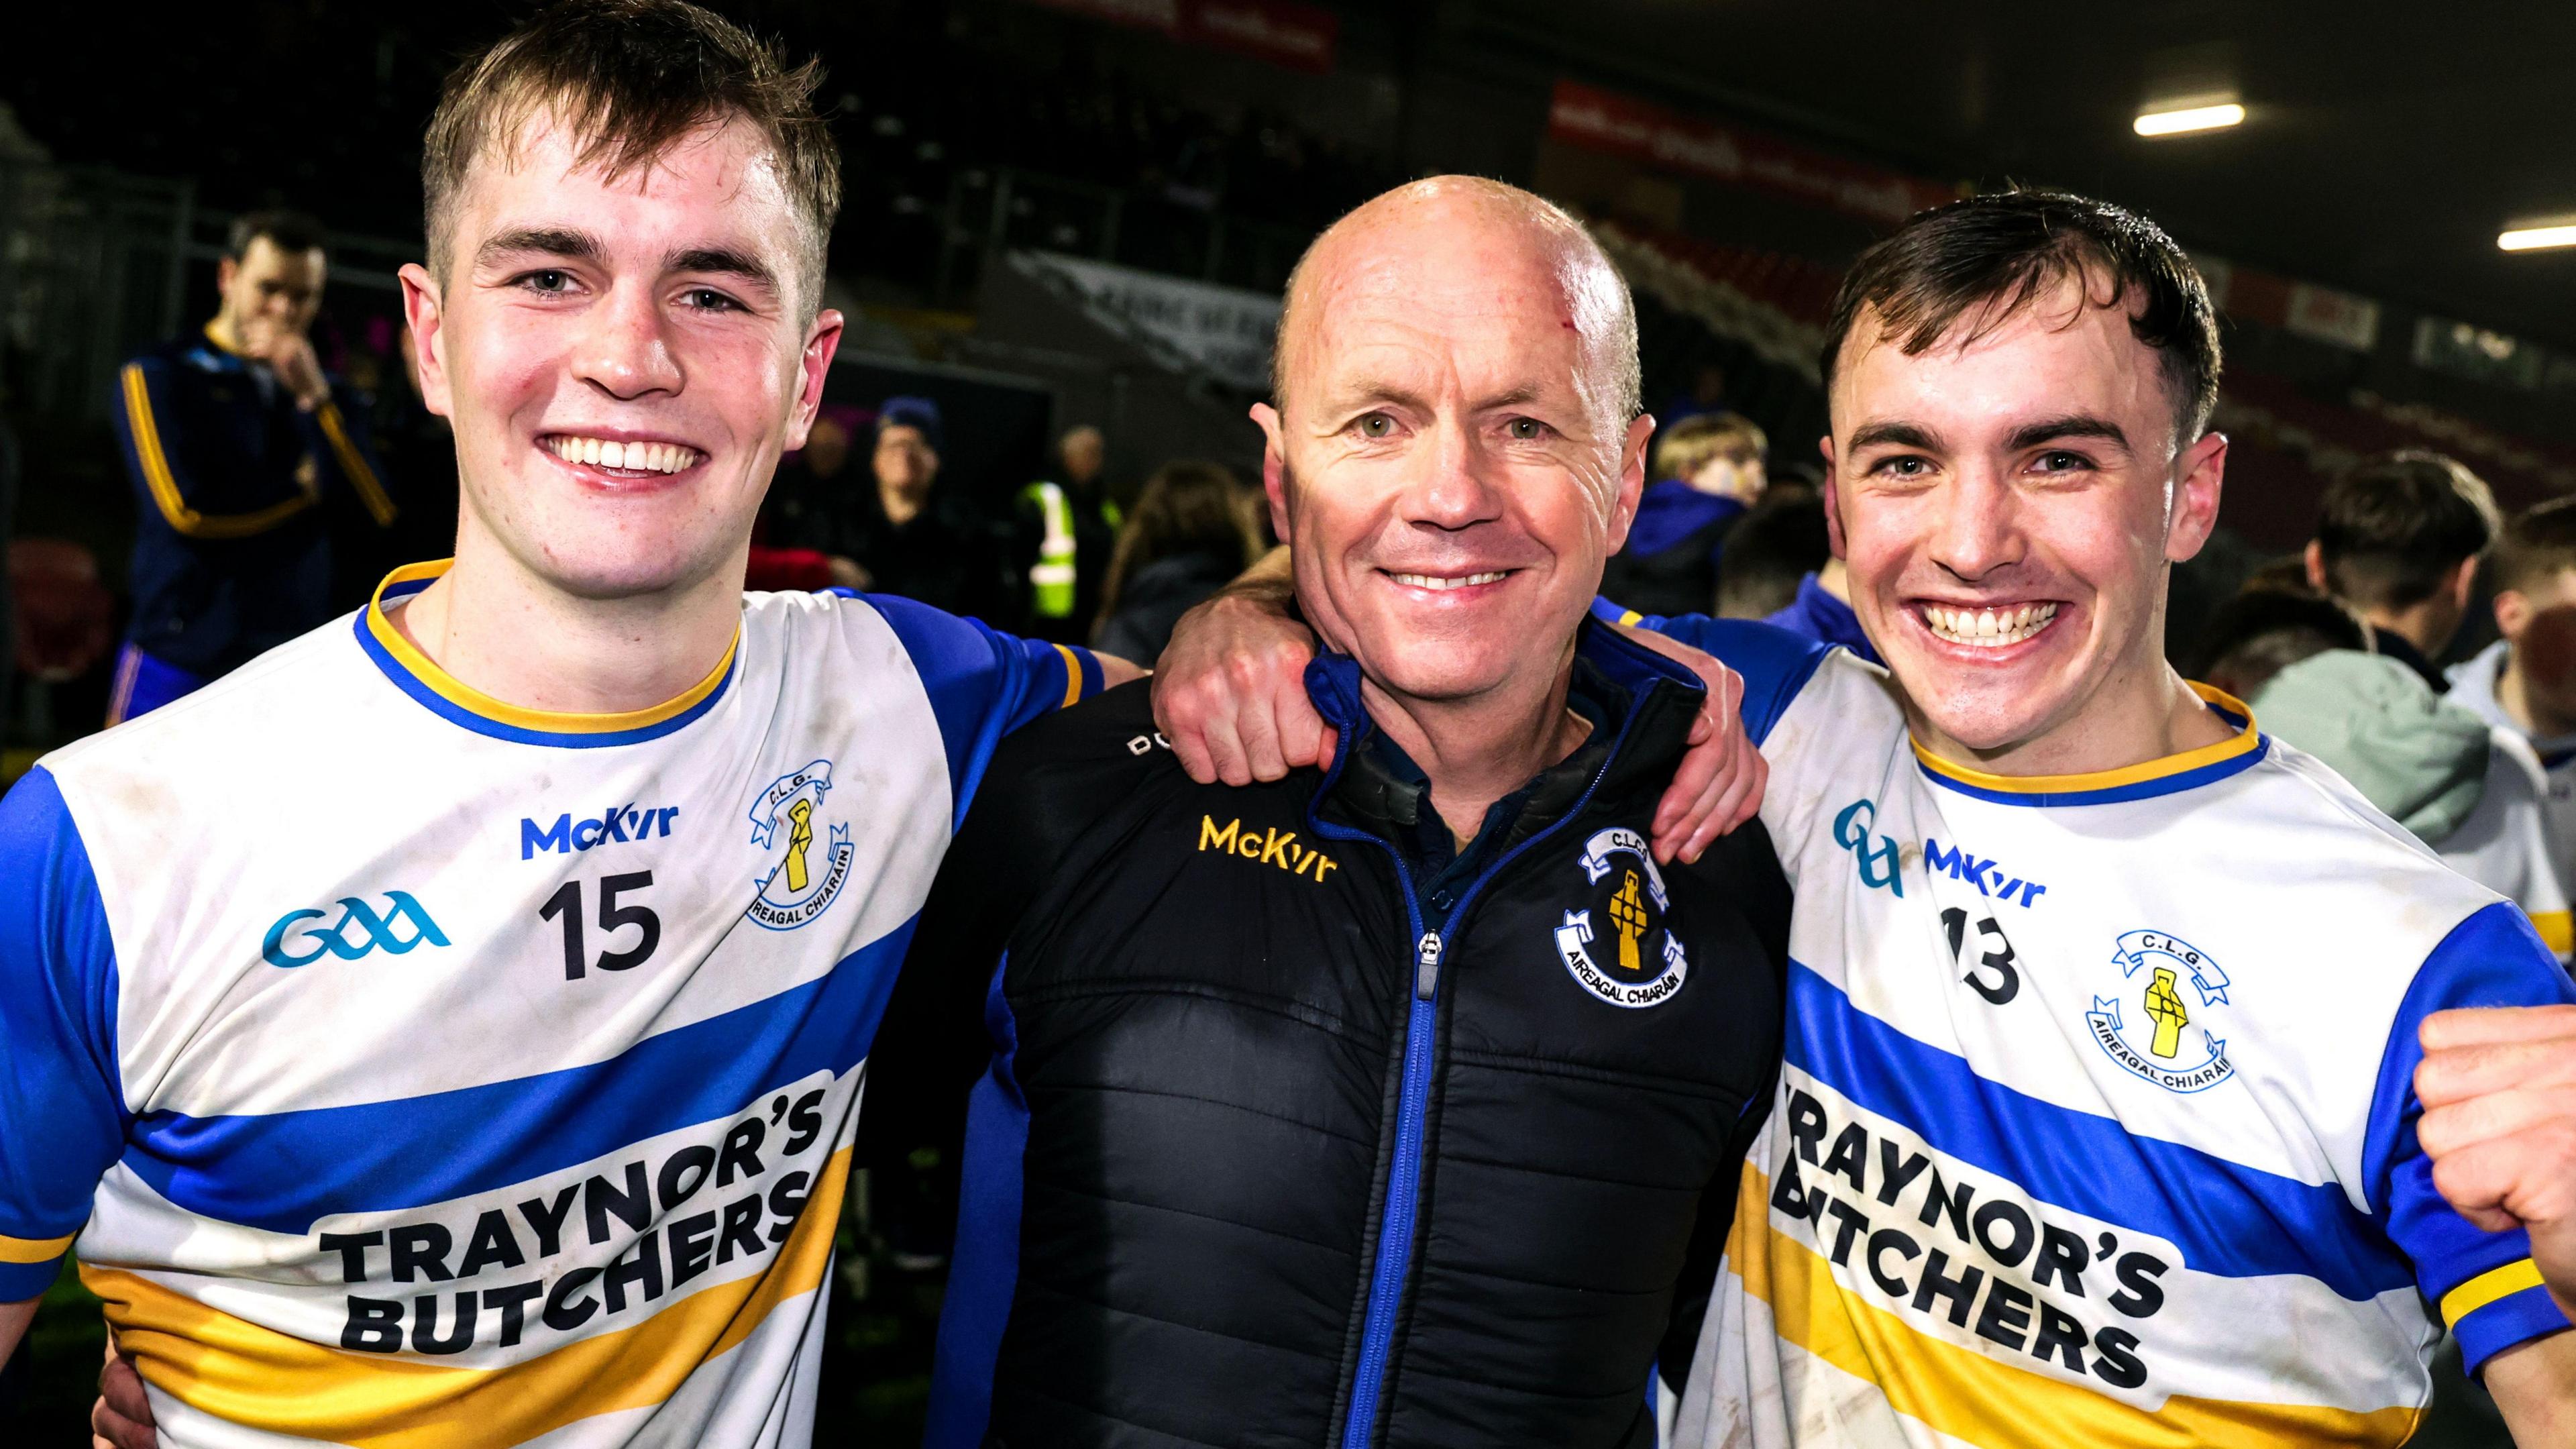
[878,176,1796,1449]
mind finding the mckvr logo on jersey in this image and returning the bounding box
[262,893,451,967]
[745,759,854,930]
[1554,827,1688,1008]
[2084,929,2236,1092]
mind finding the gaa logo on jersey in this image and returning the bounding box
[1554,827,1688,1008]
[744,759,855,931]
[2084,928,2237,1092]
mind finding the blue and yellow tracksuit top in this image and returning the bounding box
[110,325,395,676]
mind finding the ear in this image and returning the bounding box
[1251,401,1292,543]
[2449,553,2481,613]
[2163,429,2228,564]
[1819,433,1847,560]
[780,309,847,453]
[397,263,453,421]
[2497,587,2531,643]
[215,256,239,297]
[2304,540,2329,593]
[1603,413,1656,554]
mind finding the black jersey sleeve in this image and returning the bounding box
[857,681,1172,1167]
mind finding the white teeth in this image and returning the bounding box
[545,436,699,474]
[1391,571,1508,590]
[1923,602,2058,648]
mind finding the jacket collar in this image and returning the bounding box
[1306,617,1707,841]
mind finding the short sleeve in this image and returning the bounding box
[0,767,128,1299]
[1592,601,1834,748]
[862,594,1104,823]
[2365,901,2576,1375]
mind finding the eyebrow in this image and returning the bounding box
[667,246,779,297]
[1845,419,1941,452]
[2006,414,2131,453]
[476,226,604,268]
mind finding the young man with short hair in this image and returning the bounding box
[1651,191,2576,1446]
[1,5,1142,1444]
[2306,449,2502,692]
[2451,496,2576,900]
[108,209,398,722]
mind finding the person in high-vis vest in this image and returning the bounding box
[1010,424,1120,644]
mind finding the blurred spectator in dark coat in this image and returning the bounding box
[749,402,867,590]
[1601,412,1765,619]
[107,210,395,723]
[846,396,1001,618]
[1091,460,1260,665]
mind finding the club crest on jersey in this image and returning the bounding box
[744,759,855,931]
[2084,929,2235,1092]
[1554,827,1688,1008]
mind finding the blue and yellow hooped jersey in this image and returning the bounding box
[0,562,1099,1448]
[1623,614,2575,1448]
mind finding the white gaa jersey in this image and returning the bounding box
[2439,728,2573,961]
[1617,612,2575,1449]
[2452,639,2576,921]
[0,561,1099,1448]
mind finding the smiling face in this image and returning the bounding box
[1825,272,2226,764]
[1256,183,1652,712]
[400,110,841,602]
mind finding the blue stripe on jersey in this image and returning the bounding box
[2362,901,2576,1373]
[863,595,1089,826]
[1585,604,1833,748]
[1786,958,2416,1300]
[120,920,917,1236]
[0,767,128,1297]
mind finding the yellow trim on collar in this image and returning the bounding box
[364,561,738,735]
[1910,682,2260,796]
[201,321,239,356]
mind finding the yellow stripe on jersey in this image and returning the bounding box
[1616,609,1644,628]
[1726,1165,2424,1448]
[121,364,318,539]
[2529,911,2573,958]
[2440,1258,2548,1330]
[365,562,739,735]
[0,1230,75,1264]
[317,400,399,528]
[85,1147,845,1448]
[1911,682,2261,797]
[1053,643,1085,709]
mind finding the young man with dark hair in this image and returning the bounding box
[1171,187,2576,1444]
[107,207,397,722]
[2306,449,2502,692]
[4,3,1147,1443]
[2451,496,2576,900]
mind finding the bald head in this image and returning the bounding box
[1273,177,1640,432]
